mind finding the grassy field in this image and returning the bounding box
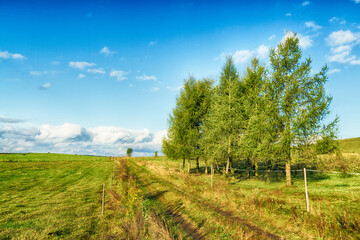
[339,137,360,154]
[129,156,360,239]
[1,141,359,239]
[0,153,112,239]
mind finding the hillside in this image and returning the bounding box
[339,137,360,154]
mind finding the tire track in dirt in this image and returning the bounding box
[132,161,282,240]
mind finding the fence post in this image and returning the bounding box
[304,168,309,212]
[179,162,181,174]
[102,183,105,215]
[211,164,213,188]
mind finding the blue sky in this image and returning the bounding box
[1,0,360,156]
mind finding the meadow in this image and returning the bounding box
[1,144,359,239]
[0,153,112,239]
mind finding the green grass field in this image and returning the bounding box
[0,154,112,239]
[1,137,359,239]
[339,137,360,154]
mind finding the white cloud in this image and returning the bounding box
[0,50,26,60]
[148,41,156,46]
[340,20,347,25]
[282,32,313,49]
[100,46,116,56]
[302,1,310,6]
[69,61,96,70]
[30,70,58,76]
[329,17,339,23]
[35,123,85,143]
[0,120,165,156]
[51,61,60,65]
[213,52,227,61]
[305,21,323,31]
[256,44,269,59]
[327,30,358,46]
[233,50,253,64]
[352,0,360,3]
[285,13,292,17]
[136,75,157,81]
[166,86,183,91]
[326,30,360,65]
[328,69,341,74]
[87,68,105,74]
[110,70,127,81]
[39,83,51,90]
[268,35,276,40]
[78,73,86,79]
[150,87,160,92]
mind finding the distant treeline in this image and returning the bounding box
[162,32,339,185]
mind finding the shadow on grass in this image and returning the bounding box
[144,190,168,201]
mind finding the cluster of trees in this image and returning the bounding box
[162,33,338,185]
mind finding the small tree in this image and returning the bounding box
[126,148,133,157]
[269,32,337,186]
[155,151,158,157]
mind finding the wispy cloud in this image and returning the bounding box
[302,1,310,6]
[100,46,116,56]
[328,69,341,74]
[352,0,360,4]
[87,68,105,74]
[110,70,128,81]
[69,61,96,70]
[268,34,276,40]
[305,21,323,31]
[150,87,160,92]
[39,83,52,90]
[0,50,26,60]
[148,41,157,46]
[29,70,59,76]
[136,75,160,83]
[78,73,86,79]
[51,61,60,65]
[329,17,339,23]
[285,13,292,17]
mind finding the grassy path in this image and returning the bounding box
[129,159,281,239]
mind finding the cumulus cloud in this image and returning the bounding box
[305,21,323,31]
[0,121,165,156]
[110,70,127,81]
[69,61,96,70]
[100,46,116,56]
[39,83,51,90]
[0,50,26,60]
[327,30,360,65]
[282,32,313,49]
[256,45,269,59]
[233,50,253,64]
[327,30,358,46]
[302,1,310,6]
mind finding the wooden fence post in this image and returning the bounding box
[211,164,213,188]
[304,168,309,212]
[102,183,105,215]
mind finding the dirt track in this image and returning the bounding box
[131,161,282,240]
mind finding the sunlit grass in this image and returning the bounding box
[0,154,112,239]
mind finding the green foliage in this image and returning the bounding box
[201,57,243,171]
[126,148,133,157]
[162,76,213,161]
